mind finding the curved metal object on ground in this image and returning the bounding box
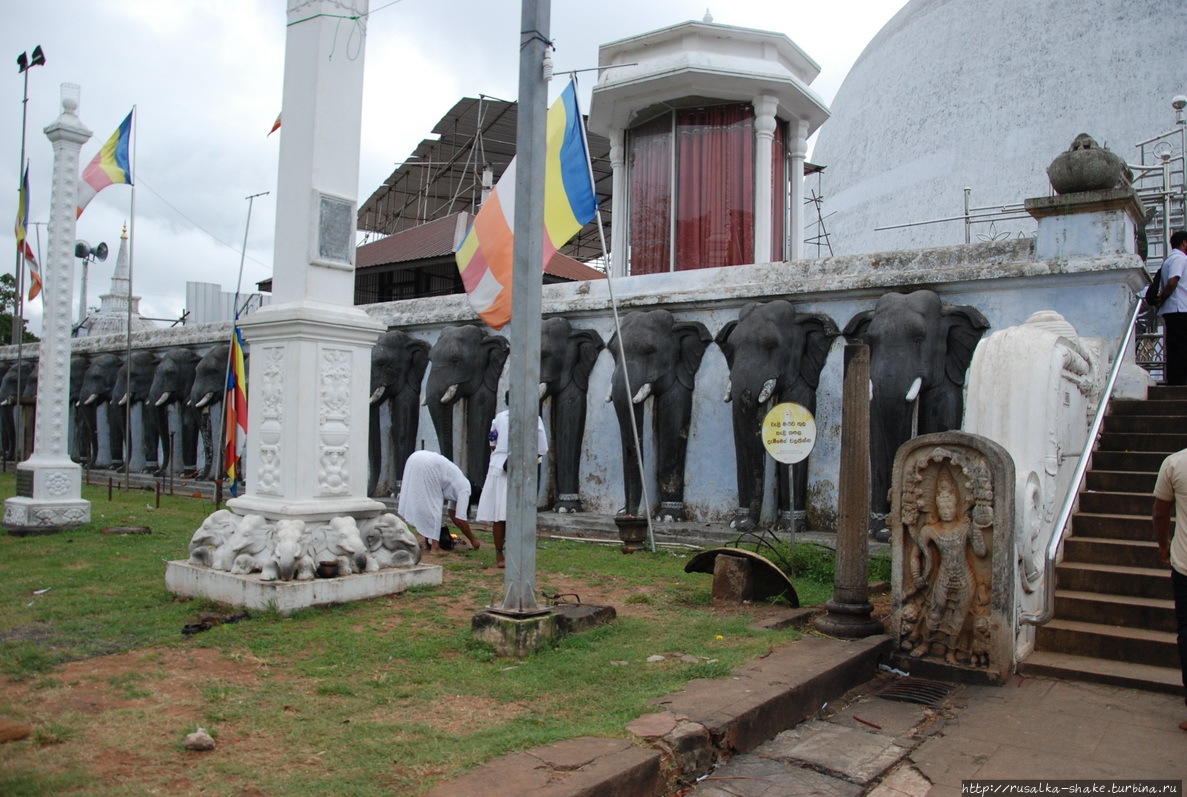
[684,547,799,607]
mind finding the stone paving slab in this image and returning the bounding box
[754,719,913,784]
[690,755,862,797]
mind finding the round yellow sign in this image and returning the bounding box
[762,403,817,464]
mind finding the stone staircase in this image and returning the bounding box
[1020,385,1183,694]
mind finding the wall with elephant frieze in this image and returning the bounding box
[0,239,1145,532]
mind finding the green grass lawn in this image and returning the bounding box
[0,473,880,796]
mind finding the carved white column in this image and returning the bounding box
[789,118,809,262]
[752,94,777,265]
[4,84,92,533]
[608,129,629,277]
[225,0,383,524]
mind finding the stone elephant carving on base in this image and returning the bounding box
[608,309,712,521]
[112,350,162,473]
[359,513,422,568]
[189,344,230,481]
[149,348,201,478]
[307,516,376,575]
[78,353,122,468]
[843,290,989,535]
[716,300,838,531]
[188,508,239,567]
[369,330,430,498]
[539,317,603,513]
[424,325,509,498]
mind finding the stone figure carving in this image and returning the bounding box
[359,513,422,568]
[148,348,201,478]
[1046,133,1132,195]
[221,514,275,574]
[187,509,239,567]
[263,519,309,582]
[111,350,162,472]
[189,344,230,480]
[538,317,603,512]
[902,466,989,665]
[369,330,430,498]
[715,300,837,531]
[891,435,1013,673]
[307,516,376,575]
[608,309,712,520]
[77,354,122,468]
[424,325,509,497]
[843,290,989,533]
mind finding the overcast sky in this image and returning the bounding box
[2,0,909,336]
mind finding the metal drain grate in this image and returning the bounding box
[875,678,955,707]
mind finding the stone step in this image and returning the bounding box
[1034,618,1178,668]
[1062,536,1162,568]
[1085,470,1157,493]
[1076,492,1153,519]
[1019,650,1182,696]
[1090,450,1172,473]
[1102,414,1187,434]
[1110,397,1187,415]
[1053,589,1175,632]
[1071,511,1161,541]
[1055,561,1173,600]
[1147,384,1187,401]
[1098,431,1187,453]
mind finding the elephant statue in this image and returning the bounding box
[359,513,422,568]
[307,516,376,575]
[608,309,712,520]
[219,514,274,574]
[111,350,162,472]
[538,317,603,512]
[69,355,90,463]
[0,359,35,460]
[369,330,430,498]
[188,508,239,567]
[715,300,838,532]
[188,344,230,481]
[843,290,990,533]
[77,353,123,468]
[148,348,201,477]
[263,518,310,582]
[424,325,509,498]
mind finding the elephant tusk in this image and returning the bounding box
[154,392,170,408]
[118,392,131,407]
[905,377,922,403]
[538,382,548,400]
[369,386,386,405]
[869,380,874,401]
[439,384,459,404]
[84,393,98,406]
[605,389,613,403]
[757,378,777,405]
[723,382,732,403]
[631,383,652,404]
[194,391,216,409]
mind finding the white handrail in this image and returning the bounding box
[1021,298,1143,626]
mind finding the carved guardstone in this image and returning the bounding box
[889,431,1015,683]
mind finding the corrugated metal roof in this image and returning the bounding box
[357,96,613,264]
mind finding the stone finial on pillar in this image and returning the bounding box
[813,343,883,638]
[4,83,92,534]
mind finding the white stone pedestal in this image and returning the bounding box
[5,459,89,534]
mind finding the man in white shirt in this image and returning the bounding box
[1152,445,1187,732]
[398,450,480,553]
[1154,230,1187,385]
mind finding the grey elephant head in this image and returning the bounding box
[189,344,230,411]
[843,290,989,525]
[425,325,509,493]
[538,317,603,512]
[369,330,430,497]
[716,300,838,530]
[608,309,711,519]
[114,351,160,408]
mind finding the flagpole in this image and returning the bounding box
[216,191,267,492]
[123,105,137,483]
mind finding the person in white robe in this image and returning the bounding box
[397,450,479,552]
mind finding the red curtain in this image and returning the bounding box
[628,114,672,276]
[674,104,755,270]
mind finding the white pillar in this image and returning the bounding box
[789,118,809,262]
[608,129,629,277]
[752,94,777,265]
[4,83,91,533]
[225,0,384,523]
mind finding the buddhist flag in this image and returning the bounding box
[224,327,248,496]
[76,109,133,218]
[454,80,597,330]
[269,113,281,136]
[15,164,40,301]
